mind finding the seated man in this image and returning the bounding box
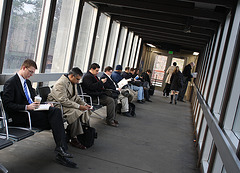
[112,65,144,104]
[2,59,76,168]
[47,67,92,150]
[121,67,132,79]
[82,63,118,127]
[101,66,132,117]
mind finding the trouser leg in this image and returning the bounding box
[100,96,117,123]
[120,96,129,113]
[31,107,67,149]
[68,117,84,138]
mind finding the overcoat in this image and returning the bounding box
[165,66,176,84]
[48,75,91,124]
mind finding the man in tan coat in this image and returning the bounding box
[48,67,92,149]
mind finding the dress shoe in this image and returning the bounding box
[179,99,185,102]
[146,99,152,102]
[137,100,143,104]
[122,112,132,117]
[56,154,77,168]
[106,121,118,127]
[114,120,119,124]
[55,147,73,158]
[70,138,87,150]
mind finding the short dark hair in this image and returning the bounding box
[21,59,37,69]
[173,62,177,66]
[104,66,113,72]
[146,69,152,73]
[90,63,100,70]
[69,67,83,76]
[130,68,135,72]
[125,67,130,71]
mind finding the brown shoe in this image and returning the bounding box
[70,138,87,150]
[114,120,119,125]
[106,121,118,127]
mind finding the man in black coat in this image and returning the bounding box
[2,59,76,168]
[82,63,119,127]
[141,69,152,102]
[178,62,195,101]
[101,66,132,117]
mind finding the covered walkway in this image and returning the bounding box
[0,90,199,173]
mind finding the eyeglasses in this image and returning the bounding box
[27,68,34,74]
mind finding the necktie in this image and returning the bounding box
[24,80,33,104]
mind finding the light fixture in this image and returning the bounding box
[193,52,199,55]
[146,43,156,48]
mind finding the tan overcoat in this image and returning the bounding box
[165,66,176,84]
[47,75,91,124]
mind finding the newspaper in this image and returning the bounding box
[34,104,50,111]
[117,78,131,89]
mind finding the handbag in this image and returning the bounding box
[104,89,120,99]
[77,124,97,148]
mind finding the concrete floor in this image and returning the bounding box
[0,90,199,173]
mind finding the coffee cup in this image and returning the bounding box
[34,95,42,103]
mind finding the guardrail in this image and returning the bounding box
[195,84,240,173]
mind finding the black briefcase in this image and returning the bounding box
[77,124,97,148]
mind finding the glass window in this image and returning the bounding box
[73,2,97,72]
[128,35,138,68]
[103,20,120,69]
[45,0,79,73]
[151,55,167,87]
[208,14,231,107]
[3,0,44,73]
[114,26,128,68]
[122,31,134,68]
[91,13,110,66]
[171,58,184,72]
[134,38,142,68]
[213,11,240,115]
[232,97,240,138]
[0,0,5,41]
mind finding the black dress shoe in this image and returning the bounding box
[137,100,143,104]
[122,112,132,117]
[56,154,77,168]
[55,147,73,158]
[146,99,152,102]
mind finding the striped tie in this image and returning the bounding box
[24,80,33,104]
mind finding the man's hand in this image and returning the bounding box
[79,105,89,111]
[27,102,40,110]
[101,78,107,83]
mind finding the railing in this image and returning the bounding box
[194,84,240,173]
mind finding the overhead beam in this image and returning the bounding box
[177,0,235,8]
[142,36,204,50]
[100,6,217,36]
[131,28,207,44]
[89,0,225,22]
[137,31,206,46]
[112,15,214,41]
[112,14,218,31]
[122,22,213,37]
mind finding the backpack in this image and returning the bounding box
[129,102,136,117]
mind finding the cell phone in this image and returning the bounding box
[90,106,93,110]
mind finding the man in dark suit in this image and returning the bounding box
[100,66,132,117]
[82,63,119,127]
[178,62,195,102]
[2,59,76,168]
